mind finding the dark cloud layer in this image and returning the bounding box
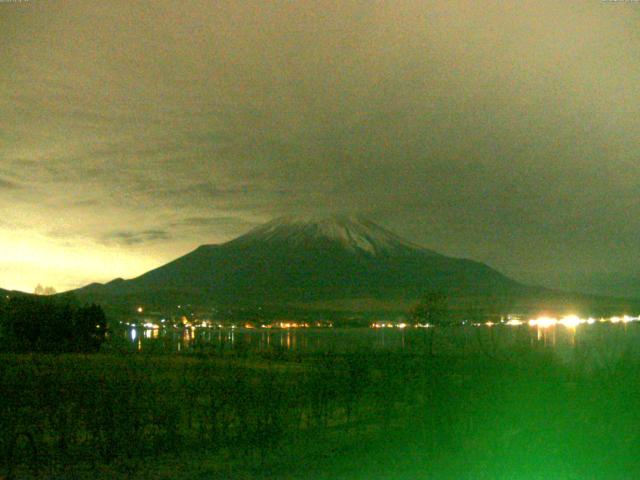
[101,230,172,246]
[1,1,640,295]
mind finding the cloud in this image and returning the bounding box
[168,216,259,239]
[101,229,171,246]
[1,1,640,295]
[172,216,246,228]
[0,178,20,190]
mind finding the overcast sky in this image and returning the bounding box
[1,0,640,295]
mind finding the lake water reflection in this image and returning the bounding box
[118,321,640,366]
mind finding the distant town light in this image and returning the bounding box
[559,315,583,329]
[530,316,557,329]
[522,314,640,329]
[137,306,143,313]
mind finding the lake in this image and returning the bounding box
[117,319,640,367]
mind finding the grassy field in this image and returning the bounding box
[2,343,640,479]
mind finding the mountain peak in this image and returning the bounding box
[226,214,434,256]
[73,214,526,309]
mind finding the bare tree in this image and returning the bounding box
[34,284,57,296]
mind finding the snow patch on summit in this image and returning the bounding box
[229,215,436,256]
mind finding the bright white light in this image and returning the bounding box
[506,319,523,326]
[559,315,583,329]
[523,314,638,328]
[530,316,557,328]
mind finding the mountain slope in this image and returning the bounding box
[75,216,531,311]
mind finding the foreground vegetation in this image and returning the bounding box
[2,340,640,479]
[0,295,106,353]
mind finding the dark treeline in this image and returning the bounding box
[0,295,107,353]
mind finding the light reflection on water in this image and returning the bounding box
[121,322,640,364]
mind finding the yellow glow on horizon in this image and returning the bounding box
[0,228,160,292]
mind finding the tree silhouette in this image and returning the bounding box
[410,292,450,355]
[0,296,107,352]
[73,303,107,352]
[34,284,57,296]
[410,292,449,327]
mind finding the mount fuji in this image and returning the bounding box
[73,215,536,312]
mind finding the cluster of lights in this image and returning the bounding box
[527,314,640,329]
[469,314,640,329]
[273,322,310,329]
[497,314,639,329]
[126,319,322,330]
[371,322,393,329]
[130,304,336,331]
[128,305,640,334]
[371,322,430,329]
